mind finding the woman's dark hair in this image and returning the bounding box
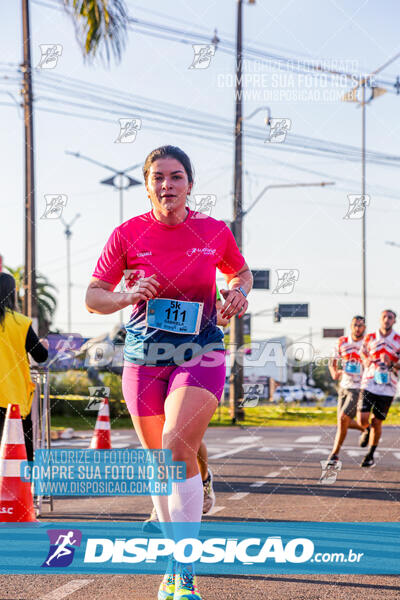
[0,272,16,327]
[143,145,194,185]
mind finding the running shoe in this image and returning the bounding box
[359,426,370,448]
[360,455,375,468]
[142,506,160,533]
[158,568,176,600]
[202,469,216,515]
[174,565,202,599]
[326,454,339,466]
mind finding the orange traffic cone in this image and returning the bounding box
[0,404,36,522]
[89,398,112,449]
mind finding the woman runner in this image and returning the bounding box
[86,145,252,600]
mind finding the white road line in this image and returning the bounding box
[395,453,400,460]
[227,436,262,444]
[258,447,294,452]
[303,448,330,455]
[40,580,93,600]
[207,505,225,515]
[280,466,291,471]
[265,471,281,477]
[295,435,321,443]
[347,450,379,457]
[210,444,256,460]
[228,492,249,501]
[250,480,267,487]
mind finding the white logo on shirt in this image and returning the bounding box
[137,251,152,257]
[186,248,216,257]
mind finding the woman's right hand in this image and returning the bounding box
[128,274,160,304]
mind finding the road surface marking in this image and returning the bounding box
[250,480,267,487]
[259,447,294,452]
[303,448,329,455]
[207,505,225,515]
[227,436,262,444]
[280,466,292,471]
[210,444,256,459]
[228,492,249,501]
[395,453,400,460]
[40,580,93,600]
[265,472,281,477]
[346,450,364,457]
[295,435,321,443]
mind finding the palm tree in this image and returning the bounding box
[62,0,129,63]
[5,266,58,336]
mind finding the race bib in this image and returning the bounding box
[374,369,389,385]
[344,361,361,374]
[145,298,204,335]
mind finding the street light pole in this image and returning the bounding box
[361,82,367,319]
[230,0,244,423]
[65,151,142,326]
[21,0,37,322]
[243,181,335,217]
[60,214,80,333]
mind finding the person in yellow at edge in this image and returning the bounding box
[0,273,49,461]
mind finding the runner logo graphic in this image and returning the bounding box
[86,386,110,411]
[40,194,67,219]
[191,194,216,218]
[319,460,342,485]
[272,269,299,294]
[114,118,142,143]
[343,194,370,219]
[265,118,291,143]
[42,529,82,568]
[189,45,216,69]
[37,44,62,69]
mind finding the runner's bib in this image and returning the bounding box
[374,368,389,385]
[344,361,361,374]
[145,298,204,335]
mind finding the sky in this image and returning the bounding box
[1,0,400,358]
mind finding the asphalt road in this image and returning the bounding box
[1,425,399,599]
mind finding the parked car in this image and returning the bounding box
[273,386,295,403]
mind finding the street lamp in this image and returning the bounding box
[65,151,143,325]
[60,213,80,333]
[243,181,335,217]
[341,51,400,320]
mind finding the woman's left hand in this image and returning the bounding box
[219,288,248,320]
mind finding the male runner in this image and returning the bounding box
[327,316,366,466]
[358,309,400,468]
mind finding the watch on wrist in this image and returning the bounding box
[232,286,247,298]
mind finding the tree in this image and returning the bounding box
[63,0,129,63]
[5,266,58,336]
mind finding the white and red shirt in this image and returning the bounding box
[360,330,400,397]
[333,336,364,389]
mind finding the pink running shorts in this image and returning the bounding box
[122,351,226,417]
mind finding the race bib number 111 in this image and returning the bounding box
[146,298,204,335]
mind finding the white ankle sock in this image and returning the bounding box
[151,493,171,522]
[168,472,203,542]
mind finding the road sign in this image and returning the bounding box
[278,303,309,318]
[323,328,345,338]
[251,270,270,289]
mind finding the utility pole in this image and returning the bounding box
[361,82,366,319]
[230,0,245,423]
[60,214,80,333]
[21,0,37,321]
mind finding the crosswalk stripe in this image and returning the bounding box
[207,506,225,515]
[295,435,321,443]
[250,480,267,487]
[228,492,249,501]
